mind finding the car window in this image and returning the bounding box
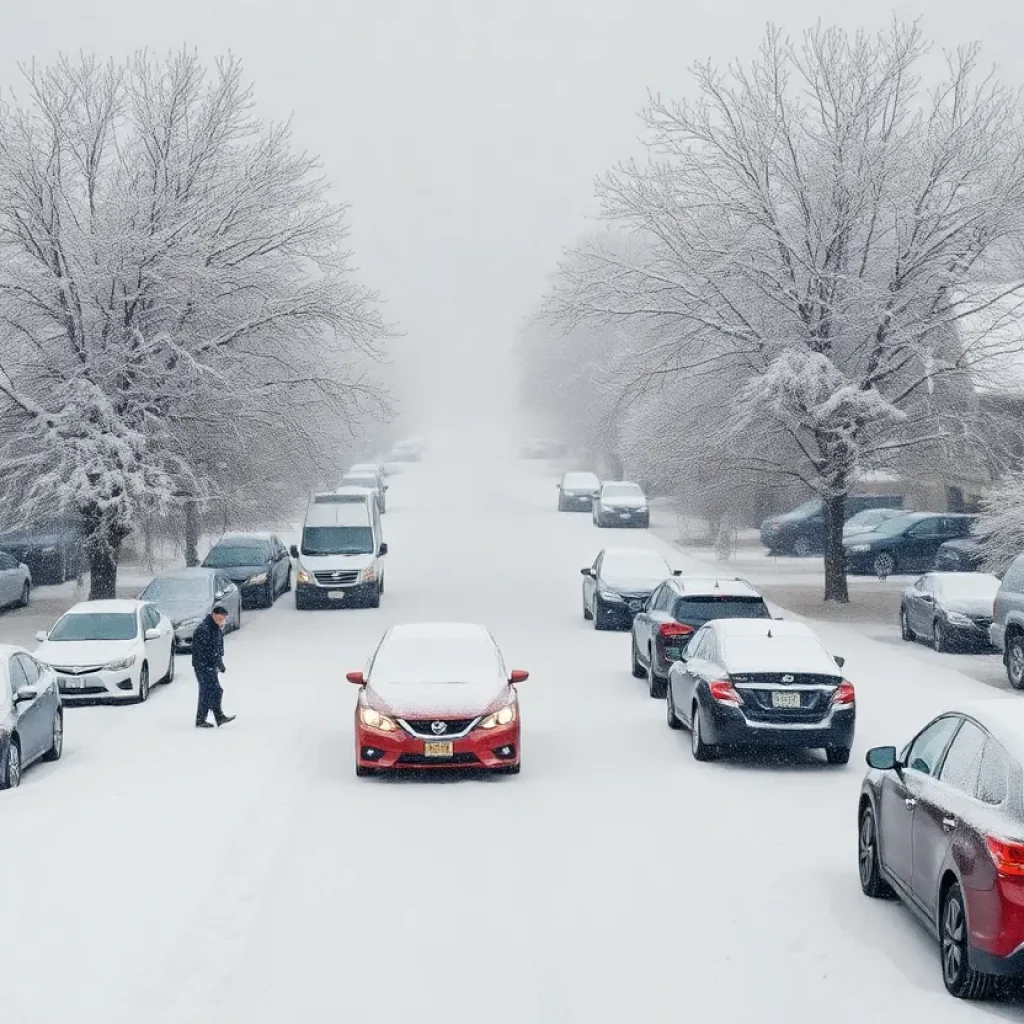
[906,716,961,777]
[9,655,28,693]
[978,741,1010,805]
[937,719,986,795]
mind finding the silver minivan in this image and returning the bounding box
[290,490,387,609]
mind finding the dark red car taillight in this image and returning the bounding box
[986,836,1024,877]
[708,680,743,706]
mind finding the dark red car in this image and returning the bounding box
[859,700,1024,999]
[348,622,528,776]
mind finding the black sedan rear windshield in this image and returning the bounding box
[674,596,770,624]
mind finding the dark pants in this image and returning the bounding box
[195,668,224,723]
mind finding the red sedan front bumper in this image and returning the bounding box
[355,716,520,771]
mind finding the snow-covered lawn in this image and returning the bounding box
[1,430,1022,1021]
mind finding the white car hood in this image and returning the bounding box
[36,638,137,667]
[299,552,374,572]
[367,679,510,718]
[602,496,645,509]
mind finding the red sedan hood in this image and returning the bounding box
[366,678,511,718]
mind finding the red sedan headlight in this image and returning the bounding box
[479,703,517,729]
[359,706,399,731]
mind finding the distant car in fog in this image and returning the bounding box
[899,572,1001,652]
[593,482,649,528]
[935,538,985,573]
[557,471,600,511]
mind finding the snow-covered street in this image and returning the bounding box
[3,429,1023,1023]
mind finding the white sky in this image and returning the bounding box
[3,2,1023,425]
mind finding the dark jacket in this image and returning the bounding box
[191,614,225,674]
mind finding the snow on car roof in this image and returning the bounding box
[675,577,761,598]
[65,599,144,614]
[715,620,839,675]
[371,623,503,684]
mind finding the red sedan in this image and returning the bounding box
[349,622,528,776]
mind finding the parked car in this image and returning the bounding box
[858,701,1024,999]
[347,622,528,775]
[35,599,175,704]
[0,551,31,609]
[581,547,677,631]
[557,471,600,512]
[631,577,771,698]
[201,533,291,609]
[139,568,242,650]
[990,553,1024,689]
[0,519,85,584]
[899,572,1001,653]
[761,495,903,556]
[665,619,854,764]
[340,470,387,513]
[593,482,649,528]
[936,538,986,573]
[842,507,905,539]
[844,513,978,577]
[0,644,62,789]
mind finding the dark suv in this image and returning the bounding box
[630,577,771,698]
[761,495,903,556]
[990,553,1024,689]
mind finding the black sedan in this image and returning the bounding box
[844,513,977,577]
[581,546,677,630]
[666,618,854,764]
[900,572,1001,652]
[201,533,292,609]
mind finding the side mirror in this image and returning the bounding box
[35,630,48,642]
[866,746,898,771]
[289,544,299,559]
[509,669,529,684]
[378,543,388,556]
[145,628,161,641]
[346,671,365,685]
[14,686,38,704]
[834,655,845,669]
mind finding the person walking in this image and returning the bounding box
[191,605,235,728]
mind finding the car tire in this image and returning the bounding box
[900,607,913,641]
[825,746,850,765]
[161,651,175,685]
[1006,634,1024,690]
[858,805,893,898]
[631,638,645,678]
[666,683,682,729]
[137,664,150,704]
[690,703,717,761]
[941,883,994,1000]
[648,659,667,699]
[0,738,21,789]
[933,619,949,654]
[17,582,29,608]
[42,710,63,762]
[792,536,812,557]
[872,552,896,577]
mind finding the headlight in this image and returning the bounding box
[104,654,137,671]
[848,544,871,553]
[358,565,377,583]
[480,704,517,729]
[359,706,398,731]
[247,572,268,585]
[600,590,623,602]
[946,612,973,626]
[175,617,200,630]
[296,568,313,584]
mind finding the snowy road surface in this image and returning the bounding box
[3,429,1024,1023]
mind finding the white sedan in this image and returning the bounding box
[35,599,175,704]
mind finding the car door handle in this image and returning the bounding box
[904,797,917,809]
[942,816,957,832]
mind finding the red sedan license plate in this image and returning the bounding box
[423,741,453,757]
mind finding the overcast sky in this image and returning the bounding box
[3,2,1023,425]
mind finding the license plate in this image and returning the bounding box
[327,590,346,601]
[772,691,801,708]
[423,741,453,757]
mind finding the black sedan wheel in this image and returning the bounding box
[941,883,993,1000]
[857,806,892,898]
[0,739,21,789]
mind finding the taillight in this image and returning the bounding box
[831,681,855,706]
[708,680,743,706]
[659,622,694,640]
[986,835,1024,877]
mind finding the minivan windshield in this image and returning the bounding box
[48,612,138,641]
[301,526,374,556]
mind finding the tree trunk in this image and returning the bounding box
[88,540,120,600]
[823,492,849,603]
[184,503,200,567]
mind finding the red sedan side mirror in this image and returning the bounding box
[346,671,365,685]
[509,669,529,684]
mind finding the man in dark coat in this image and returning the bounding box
[191,605,235,728]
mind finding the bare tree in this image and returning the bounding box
[541,22,1024,601]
